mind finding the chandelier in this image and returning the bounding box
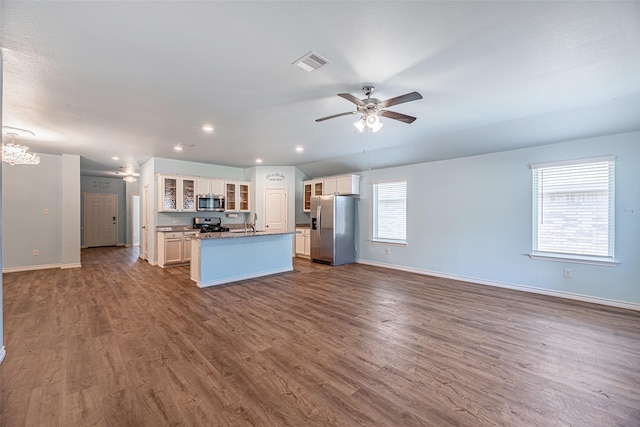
[1,126,40,166]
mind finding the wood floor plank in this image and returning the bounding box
[1,246,639,426]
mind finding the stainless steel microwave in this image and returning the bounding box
[196,194,225,212]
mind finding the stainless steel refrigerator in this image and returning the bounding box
[310,195,356,265]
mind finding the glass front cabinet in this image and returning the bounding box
[158,175,197,212]
[225,181,251,213]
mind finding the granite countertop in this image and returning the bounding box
[196,230,294,240]
[156,226,199,232]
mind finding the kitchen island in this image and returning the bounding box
[190,230,294,287]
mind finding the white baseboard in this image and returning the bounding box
[0,347,6,364]
[61,263,82,269]
[356,259,640,312]
[2,263,61,273]
[196,267,293,288]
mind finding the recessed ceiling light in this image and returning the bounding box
[111,156,120,160]
[256,158,263,164]
[202,124,214,133]
[174,145,184,151]
[295,146,304,152]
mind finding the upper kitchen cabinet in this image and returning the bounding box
[158,175,197,212]
[225,181,251,212]
[323,174,360,196]
[196,179,225,196]
[303,179,324,212]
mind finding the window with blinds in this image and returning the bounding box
[373,180,407,243]
[531,156,615,260]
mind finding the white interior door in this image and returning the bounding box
[264,188,287,232]
[132,195,140,246]
[85,193,118,247]
[142,185,149,259]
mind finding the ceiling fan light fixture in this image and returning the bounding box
[353,118,365,132]
[371,121,384,133]
[366,114,379,127]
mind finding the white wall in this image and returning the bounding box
[250,166,297,231]
[356,131,640,306]
[61,155,81,267]
[0,48,4,360]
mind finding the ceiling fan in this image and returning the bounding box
[316,86,422,132]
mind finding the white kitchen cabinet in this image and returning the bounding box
[158,175,197,212]
[295,229,304,256]
[225,181,251,212]
[303,180,324,212]
[182,231,198,262]
[323,174,360,195]
[295,228,311,257]
[303,228,310,256]
[157,231,199,267]
[196,179,225,196]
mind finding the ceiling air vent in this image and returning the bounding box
[292,51,331,72]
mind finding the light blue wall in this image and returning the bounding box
[357,131,640,305]
[81,176,127,245]
[295,168,311,225]
[2,154,63,269]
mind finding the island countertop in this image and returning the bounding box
[195,230,294,240]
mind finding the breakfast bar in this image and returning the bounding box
[190,230,294,287]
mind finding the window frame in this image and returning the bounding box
[529,156,617,266]
[372,179,407,245]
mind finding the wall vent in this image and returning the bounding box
[292,51,331,72]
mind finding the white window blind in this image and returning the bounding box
[531,157,614,259]
[373,180,407,243]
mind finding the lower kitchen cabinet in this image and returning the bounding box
[157,231,199,267]
[295,228,310,258]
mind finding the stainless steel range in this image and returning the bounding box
[193,217,230,233]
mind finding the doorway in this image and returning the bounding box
[84,193,118,247]
[264,188,287,232]
[142,185,149,260]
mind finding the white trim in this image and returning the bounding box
[356,259,640,312]
[2,263,61,273]
[530,155,615,169]
[0,347,5,364]
[194,266,293,288]
[371,239,407,246]
[528,252,618,266]
[60,263,82,269]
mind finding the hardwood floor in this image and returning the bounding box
[1,246,639,426]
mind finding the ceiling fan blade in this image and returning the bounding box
[379,91,423,109]
[315,111,358,122]
[379,110,417,124]
[338,93,366,106]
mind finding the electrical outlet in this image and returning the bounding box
[173,220,179,224]
[563,268,572,278]
[385,248,391,255]
[33,249,39,256]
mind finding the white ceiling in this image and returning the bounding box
[1,1,639,178]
